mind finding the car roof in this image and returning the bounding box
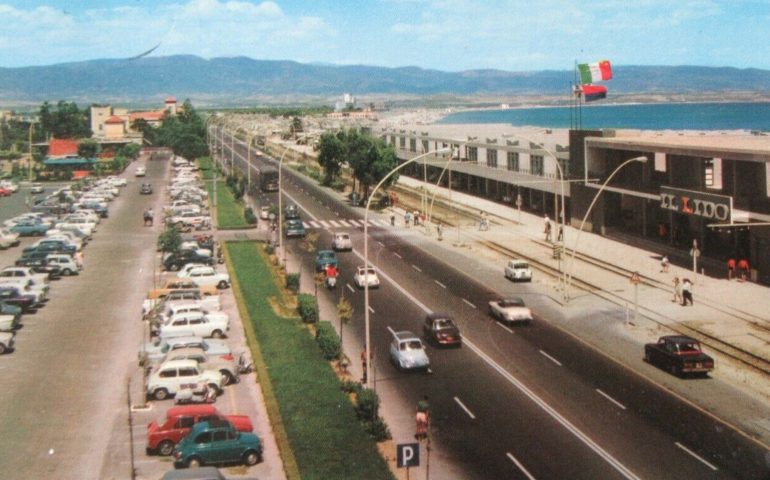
[501,297,525,305]
[165,404,218,419]
[426,312,452,321]
[394,331,419,341]
[159,359,200,369]
[661,335,698,343]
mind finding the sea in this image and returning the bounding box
[437,102,770,131]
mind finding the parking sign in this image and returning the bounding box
[397,442,420,468]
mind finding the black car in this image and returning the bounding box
[284,205,301,220]
[0,301,22,319]
[140,183,153,195]
[163,251,215,271]
[0,287,37,312]
[22,240,76,256]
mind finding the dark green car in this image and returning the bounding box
[315,249,338,271]
[173,421,262,469]
[284,219,306,238]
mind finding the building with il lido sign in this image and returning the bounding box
[381,126,770,284]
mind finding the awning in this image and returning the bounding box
[43,157,98,166]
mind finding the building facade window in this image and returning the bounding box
[390,135,396,146]
[558,158,569,178]
[409,138,417,152]
[422,140,429,153]
[531,155,544,175]
[399,137,406,149]
[486,149,498,168]
[468,146,478,162]
[506,151,519,171]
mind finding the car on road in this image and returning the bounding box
[259,206,271,220]
[0,229,20,249]
[146,359,225,401]
[644,335,715,377]
[389,331,430,372]
[0,187,12,197]
[423,313,462,347]
[504,259,533,282]
[30,183,45,194]
[353,266,380,289]
[284,204,300,220]
[136,166,147,177]
[0,331,14,354]
[0,180,18,193]
[176,266,230,289]
[147,404,253,456]
[314,250,338,272]
[488,297,533,325]
[140,183,153,194]
[172,421,263,469]
[283,219,306,238]
[331,232,353,252]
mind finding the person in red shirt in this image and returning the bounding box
[737,259,750,281]
[727,258,736,280]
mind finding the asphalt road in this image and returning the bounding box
[221,133,770,480]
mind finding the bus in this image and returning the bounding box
[260,166,279,192]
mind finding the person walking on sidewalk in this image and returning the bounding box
[660,255,670,273]
[544,215,552,242]
[738,258,750,282]
[681,278,693,306]
[672,276,682,303]
[727,258,736,280]
[415,396,430,441]
[390,212,395,226]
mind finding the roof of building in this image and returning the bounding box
[105,116,124,124]
[129,111,165,122]
[587,130,770,159]
[48,138,79,157]
[43,157,97,166]
[165,96,177,103]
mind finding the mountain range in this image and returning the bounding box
[1,55,770,107]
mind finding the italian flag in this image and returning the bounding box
[578,60,612,84]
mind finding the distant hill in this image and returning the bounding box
[1,55,769,107]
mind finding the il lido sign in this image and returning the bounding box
[660,186,732,221]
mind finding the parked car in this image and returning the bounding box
[148,279,218,300]
[331,232,352,252]
[504,259,533,282]
[0,286,38,312]
[423,313,462,347]
[0,229,20,249]
[168,211,211,230]
[13,257,62,279]
[0,309,20,332]
[259,206,271,220]
[283,219,306,238]
[140,183,153,194]
[0,266,49,286]
[146,359,224,401]
[353,266,380,289]
[389,331,430,372]
[159,347,242,386]
[0,186,12,197]
[139,336,231,368]
[46,253,80,276]
[284,204,300,220]
[644,335,715,377]
[158,312,229,339]
[0,331,14,354]
[172,421,263,468]
[164,251,215,271]
[147,404,253,456]
[314,250,338,272]
[23,238,77,256]
[9,219,51,236]
[143,290,221,317]
[488,297,533,326]
[177,266,230,289]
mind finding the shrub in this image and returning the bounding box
[355,388,379,422]
[341,379,362,395]
[297,293,318,323]
[329,178,346,191]
[315,321,341,360]
[244,207,257,225]
[286,272,300,292]
[365,416,391,441]
[265,242,275,254]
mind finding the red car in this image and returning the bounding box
[146,404,253,456]
[0,187,12,197]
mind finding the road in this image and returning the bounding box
[219,132,770,480]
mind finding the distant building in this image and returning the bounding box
[90,97,177,142]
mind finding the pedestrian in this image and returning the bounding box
[557,225,564,242]
[436,221,443,240]
[727,258,736,280]
[390,212,395,226]
[404,211,411,228]
[479,211,488,231]
[737,258,750,282]
[360,347,370,384]
[681,278,693,306]
[74,250,84,271]
[672,276,682,303]
[544,215,552,242]
[415,396,430,440]
[660,255,670,273]
[413,210,420,227]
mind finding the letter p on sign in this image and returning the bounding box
[397,443,420,468]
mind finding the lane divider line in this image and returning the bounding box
[412,264,422,272]
[453,396,476,419]
[394,253,402,259]
[496,322,514,334]
[506,453,537,480]
[346,284,355,293]
[434,280,446,289]
[596,389,627,410]
[539,350,563,366]
[675,442,718,471]
[462,299,477,309]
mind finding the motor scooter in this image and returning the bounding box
[174,382,217,405]
[326,274,337,288]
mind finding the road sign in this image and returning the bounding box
[630,272,641,284]
[690,247,700,258]
[397,443,420,468]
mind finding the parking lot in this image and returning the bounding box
[0,157,283,479]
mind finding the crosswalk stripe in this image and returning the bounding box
[319,220,330,228]
[348,220,362,227]
[339,220,352,227]
[304,221,315,228]
[329,220,341,227]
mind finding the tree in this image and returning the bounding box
[39,101,90,139]
[290,116,303,138]
[131,118,155,144]
[337,296,354,348]
[171,133,208,161]
[118,143,141,160]
[77,139,98,159]
[317,132,344,185]
[157,225,182,254]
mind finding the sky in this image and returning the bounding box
[0,0,768,71]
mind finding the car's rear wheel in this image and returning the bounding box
[0,344,6,354]
[217,280,228,289]
[187,456,202,468]
[222,370,237,385]
[152,388,169,401]
[244,449,262,466]
[644,350,652,363]
[211,329,224,339]
[158,440,175,456]
[61,268,72,276]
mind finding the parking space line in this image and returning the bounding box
[378,241,384,247]
[454,396,476,419]
[394,253,402,259]
[675,442,718,470]
[506,453,537,480]
[434,280,446,288]
[411,264,422,272]
[346,283,355,292]
[596,389,626,410]
[496,322,514,334]
[368,306,375,314]
[462,299,476,309]
[539,350,562,366]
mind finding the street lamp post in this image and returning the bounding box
[565,156,648,300]
[363,147,451,388]
[277,147,290,267]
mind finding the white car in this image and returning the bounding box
[259,206,271,220]
[331,232,353,252]
[0,267,49,286]
[504,259,533,282]
[158,312,230,339]
[153,302,229,328]
[104,176,127,187]
[488,297,533,326]
[30,183,44,194]
[168,211,211,229]
[353,266,380,289]
[142,292,221,317]
[146,359,224,400]
[46,253,81,276]
[135,166,147,177]
[56,218,96,237]
[0,180,18,193]
[177,266,229,289]
[0,229,20,249]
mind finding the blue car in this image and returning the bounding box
[284,219,306,238]
[10,220,51,236]
[315,250,338,271]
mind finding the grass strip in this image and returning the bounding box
[204,178,250,229]
[227,241,394,480]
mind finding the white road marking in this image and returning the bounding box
[346,283,355,293]
[596,389,626,410]
[506,453,537,480]
[378,241,385,247]
[329,220,341,227]
[340,220,351,227]
[303,222,313,229]
[368,306,375,314]
[434,280,446,288]
[496,322,514,334]
[675,442,718,471]
[319,220,330,228]
[411,264,422,272]
[462,298,476,309]
[348,219,362,227]
[453,396,476,419]
[393,253,402,259]
[539,350,562,366]
[387,326,397,336]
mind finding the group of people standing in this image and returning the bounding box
[672,276,694,306]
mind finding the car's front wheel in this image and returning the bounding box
[217,280,228,289]
[61,268,72,276]
[222,370,237,385]
[244,449,262,466]
[211,329,224,339]
[157,440,175,456]
[0,343,6,354]
[152,388,169,401]
[187,456,203,468]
